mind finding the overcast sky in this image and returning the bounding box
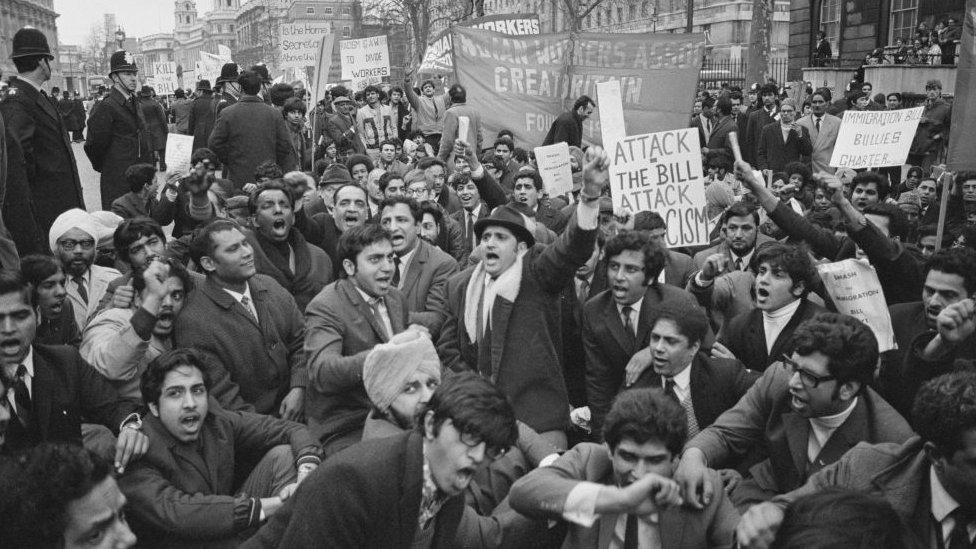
[54,0,175,45]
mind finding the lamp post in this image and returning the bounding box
[115,27,126,50]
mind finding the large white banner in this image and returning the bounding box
[280,22,332,69]
[340,35,390,90]
[195,51,230,86]
[152,62,179,95]
[829,107,924,169]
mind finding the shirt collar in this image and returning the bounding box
[617,296,644,316]
[763,297,802,321]
[931,465,961,523]
[222,282,252,303]
[19,75,44,94]
[355,285,384,305]
[667,361,693,390]
[731,248,754,267]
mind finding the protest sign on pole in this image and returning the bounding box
[195,51,228,85]
[420,14,542,74]
[280,22,332,69]
[534,142,574,197]
[947,0,976,171]
[340,35,390,90]
[596,80,626,144]
[152,62,179,95]
[828,107,923,169]
[164,134,195,174]
[817,259,896,351]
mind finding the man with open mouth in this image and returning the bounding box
[305,182,369,280]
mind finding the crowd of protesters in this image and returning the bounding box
[0,23,975,549]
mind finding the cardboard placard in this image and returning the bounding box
[534,142,574,196]
[165,133,195,174]
[817,259,896,352]
[829,107,924,169]
[280,22,332,69]
[340,35,390,90]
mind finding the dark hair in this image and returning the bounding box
[771,489,910,549]
[573,95,595,113]
[379,139,399,151]
[124,163,156,193]
[924,247,976,295]
[378,171,404,193]
[254,160,284,182]
[190,147,221,169]
[132,257,193,296]
[633,211,666,232]
[790,313,879,392]
[174,88,186,99]
[715,96,732,116]
[497,129,514,140]
[721,201,760,226]
[415,371,519,453]
[336,224,391,277]
[141,348,213,405]
[346,154,374,175]
[329,85,350,100]
[603,388,687,454]
[313,158,331,179]
[237,70,262,95]
[379,196,422,223]
[912,372,976,455]
[420,201,444,226]
[706,150,733,171]
[281,96,306,115]
[188,219,245,266]
[0,269,35,308]
[729,90,743,102]
[0,443,114,548]
[113,217,167,264]
[701,95,716,109]
[783,161,812,188]
[955,170,976,186]
[448,84,466,103]
[604,231,666,284]
[812,87,832,103]
[753,241,816,296]
[652,305,709,346]
[852,171,890,201]
[760,82,779,97]
[417,157,446,171]
[332,182,367,205]
[390,86,404,96]
[513,168,543,192]
[886,92,902,103]
[248,179,295,214]
[269,82,295,107]
[20,255,61,306]
[493,137,514,152]
[905,165,924,181]
[863,202,910,240]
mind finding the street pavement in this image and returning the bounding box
[72,141,103,211]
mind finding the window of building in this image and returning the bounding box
[342,26,351,37]
[596,10,602,26]
[325,7,333,14]
[307,6,314,14]
[343,6,351,14]
[641,1,648,16]
[617,7,623,22]
[819,0,841,56]
[889,0,917,43]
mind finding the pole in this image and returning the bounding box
[934,170,953,251]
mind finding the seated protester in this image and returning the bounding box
[303,224,412,454]
[711,242,826,372]
[0,269,147,465]
[803,178,841,237]
[406,170,467,263]
[364,168,387,217]
[784,161,815,211]
[379,197,458,335]
[704,150,743,197]
[265,372,519,548]
[768,490,911,549]
[303,162,349,217]
[81,258,191,402]
[675,313,913,511]
[878,248,976,417]
[633,211,697,288]
[120,349,321,548]
[418,157,463,215]
[347,153,374,189]
[247,180,334,311]
[509,388,739,548]
[511,168,569,234]
[691,202,774,270]
[21,254,81,347]
[305,183,369,279]
[736,371,976,549]
[378,171,406,199]
[583,231,711,437]
[151,150,228,239]
[112,163,159,219]
[377,139,409,176]
[0,443,137,548]
[175,220,307,418]
[50,209,122,332]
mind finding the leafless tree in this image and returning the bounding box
[362,0,480,65]
[81,23,107,76]
[559,0,608,32]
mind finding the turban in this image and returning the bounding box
[49,208,100,254]
[90,210,124,249]
[363,329,441,413]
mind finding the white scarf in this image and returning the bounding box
[464,250,527,343]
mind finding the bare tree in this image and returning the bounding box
[745,0,772,84]
[559,0,608,32]
[362,0,479,65]
[81,23,107,76]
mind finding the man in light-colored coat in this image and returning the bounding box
[796,89,842,175]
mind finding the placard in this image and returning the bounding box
[340,35,390,90]
[419,14,542,74]
[152,62,179,95]
[534,142,574,196]
[829,107,924,169]
[165,133,195,174]
[280,22,332,69]
[817,259,896,351]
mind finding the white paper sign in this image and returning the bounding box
[165,133,195,174]
[457,116,470,145]
[829,107,924,169]
[534,142,574,196]
[817,259,896,352]
[596,80,625,145]
[280,22,332,69]
[152,62,179,95]
[340,35,390,90]
[195,51,228,86]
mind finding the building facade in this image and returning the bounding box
[173,0,241,81]
[0,0,60,81]
[137,33,176,79]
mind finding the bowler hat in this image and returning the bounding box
[196,79,212,92]
[109,50,138,74]
[216,63,239,84]
[10,28,53,59]
[320,164,354,186]
[474,205,536,247]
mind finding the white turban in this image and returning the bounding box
[49,208,100,254]
[363,329,441,413]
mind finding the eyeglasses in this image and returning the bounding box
[406,187,429,197]
[458,429,508,460]
[58,239,95,251]
[781,354,835,388]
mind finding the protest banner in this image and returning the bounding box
[340,35,389,90]
[419,14,542,74]
[152,62,179,95]
[280,22,332,69]
[195,51,228,85]
[165,134,195,174]
[817,259,896,351]
[534,142,574,196]
[947,0,976,171]
[452,28,705,148]
[828,107,923,169]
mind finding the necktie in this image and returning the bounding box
[621,306,635,336]
[392,255,402,287]
[72,275,88,304]
[734,257,743,271]
[13,365,31,427]
[369,297,390,340]
[949,509,975,549]
[623,514,639,549]
[815,117,821,132]
[665,377,700,438]
[240,295,258,323]
[465,211,475,249]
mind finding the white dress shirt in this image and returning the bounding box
[931,466,976,545]
[396,244,418,290]
[563,481,662,548]
[616,297,644,336]
[662,362,693,403]
[223,283,258,320]
[356,286,394,338]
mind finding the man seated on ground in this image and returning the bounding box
[304,182,369,279]
[674,313,913,511]
[112,163,159,220]
[510,388,740,548]
[735,371,976,549]
[151,150,227,239]
[21,254,80,347]
[120,349,321,548]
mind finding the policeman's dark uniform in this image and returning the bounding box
[212,63,240,121]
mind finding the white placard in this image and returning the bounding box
[596,80,625,145]
[534,142,574,196]
[817,259,896,351]
[280,22,332,69]
[195,51,227,86]
[152,62,179,95]
[829,107,924,169]
[457,116,470,145]
[165,133,195,174]
[340,35,390,90]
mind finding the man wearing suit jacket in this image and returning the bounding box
[736,372,976,549]
[756,99,813,172]
[583,231,707,437]
[561,236,608,408]
[510,388,739,548]
[175,220,307,419]
[715,242,826,372]
[379,197,458,336]
[450,147,509,262]
[676,313,914,510]
[744,84,780,165]
[0,269,146,466]
[796,89,842,175]
[691,95,715,149]
[703,96,736,158]
[692,202,774,270]
[634,211,697,288]
[303,224,411,454]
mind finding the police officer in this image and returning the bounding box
[0,27,84,244]
[250,63,273,105]
[212,62,241,120]
[84,50,154,209]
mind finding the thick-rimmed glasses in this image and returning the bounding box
[781,354,836,388]
[458,429,508,460]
